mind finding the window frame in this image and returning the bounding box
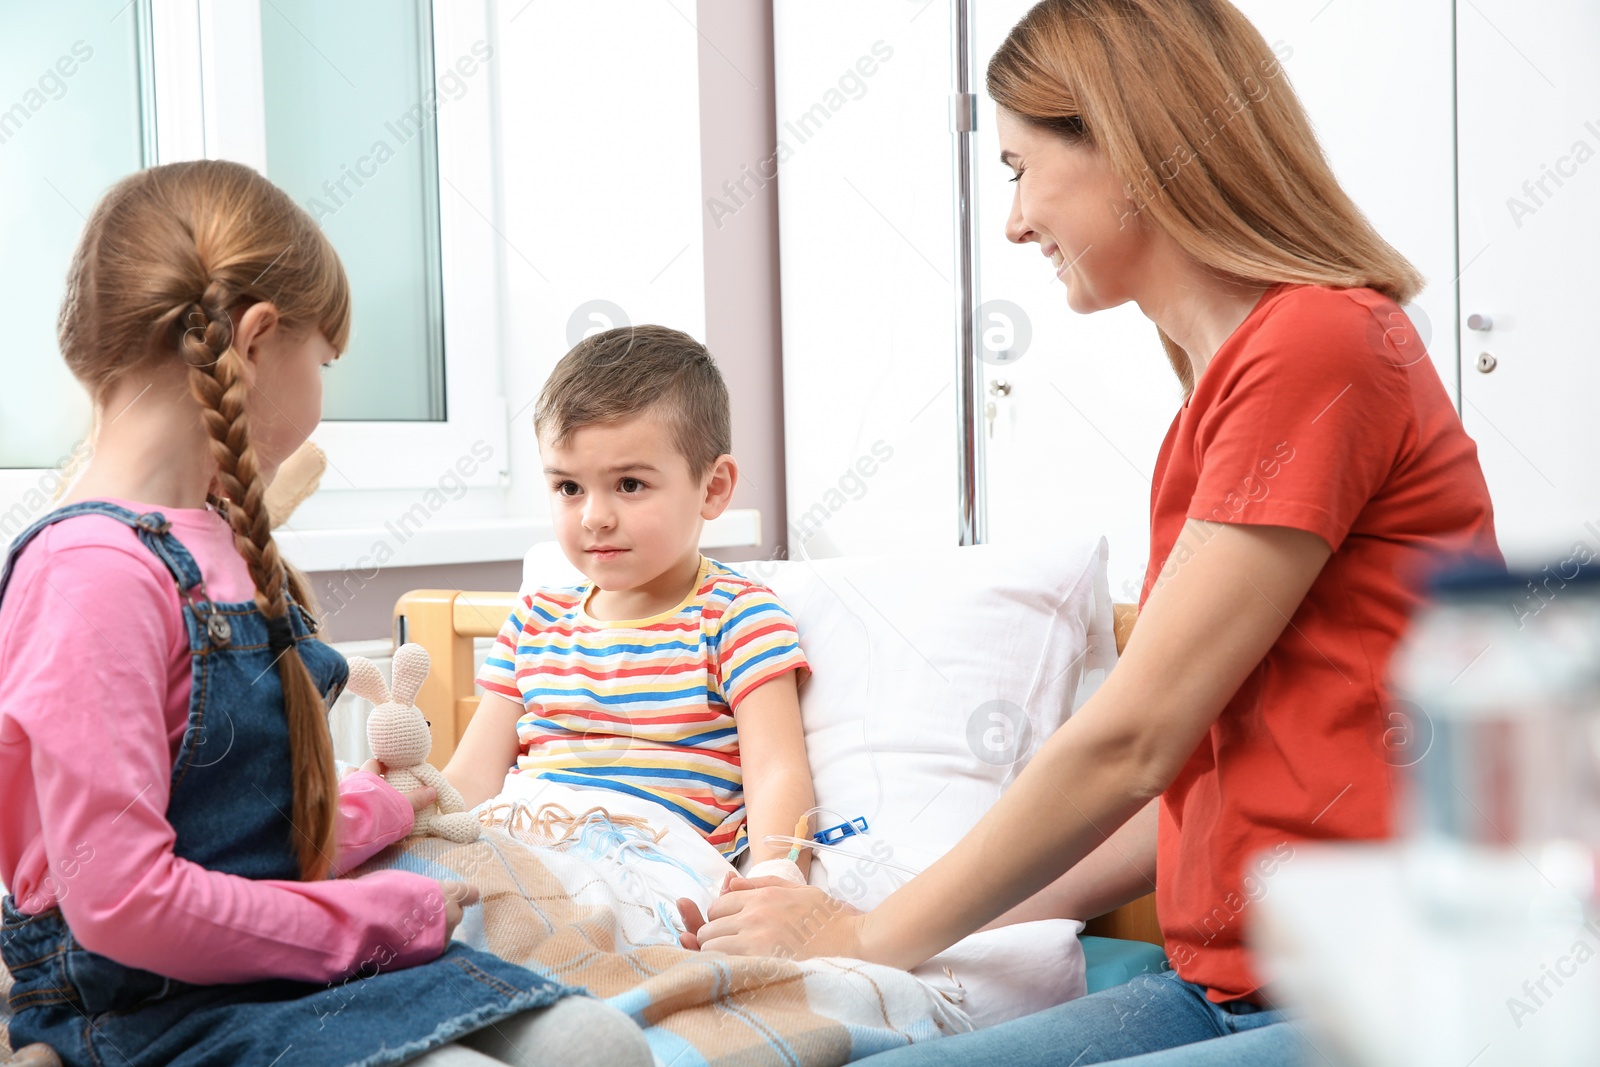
[0,1,508,531]
[0,1,765,569]
[182,0,509,494]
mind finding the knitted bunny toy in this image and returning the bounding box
[346,643,480,844]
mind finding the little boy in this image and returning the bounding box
[445,325,814,880]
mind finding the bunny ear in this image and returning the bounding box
[345,656,390,705]
[390,643,431,707]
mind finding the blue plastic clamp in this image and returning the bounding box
[814,817,869,845]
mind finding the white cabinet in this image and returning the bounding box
[1456,0,1600,562]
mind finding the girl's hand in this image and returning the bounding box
[360,758,437,813]
[676,877,866,960]
[437,880,480,942]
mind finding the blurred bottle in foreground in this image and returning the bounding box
[1392,556,1600,1065]
[1395,557,1600,896]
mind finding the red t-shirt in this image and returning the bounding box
[1142,282,1500,1001]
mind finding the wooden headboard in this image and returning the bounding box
[390,591,1162,946]
[392,589,523,767]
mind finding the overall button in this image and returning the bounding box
[206,614,233,646]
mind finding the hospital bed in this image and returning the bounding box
[389,565,1164,956]
[1,542,1166,1065]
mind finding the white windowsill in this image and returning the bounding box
[275,508,763,573]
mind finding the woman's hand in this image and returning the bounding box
[437,879,480,942]
[676,876,866,960]
[361,757,437,814]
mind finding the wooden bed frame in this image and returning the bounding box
[390,591,1162,946]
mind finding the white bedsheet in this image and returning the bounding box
[474,772,1085,1028]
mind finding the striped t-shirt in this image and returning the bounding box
[477,555,810,857]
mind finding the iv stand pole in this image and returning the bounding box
[951,0,986,546]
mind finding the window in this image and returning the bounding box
[0,0,509,553]
[0,4,149,488]
[0,1,729,570]
[260,0,447,422]
[184,0,507,494]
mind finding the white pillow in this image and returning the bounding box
[742,539,1111,1025]
[520,537,1117,1026]
[741,539,1113,894]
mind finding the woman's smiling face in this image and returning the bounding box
[997,107,1152,315]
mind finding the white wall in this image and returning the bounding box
[774,2,959,559]
[493,1,708,524]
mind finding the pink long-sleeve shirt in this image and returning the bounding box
[0,498,448,984]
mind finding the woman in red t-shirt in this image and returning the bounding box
[674,0,1500,1063]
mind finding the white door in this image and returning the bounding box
[1456,0,1600,563]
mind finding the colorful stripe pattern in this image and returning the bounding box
[477,556,810,857]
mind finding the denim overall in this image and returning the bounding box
[0,502,575,1067]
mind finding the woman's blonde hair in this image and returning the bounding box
[987,0,1424,393]
[60,159,350,881]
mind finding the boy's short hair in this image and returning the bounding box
[534,325,732,481]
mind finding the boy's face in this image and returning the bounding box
[540,413,736,593]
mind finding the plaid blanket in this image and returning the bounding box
[352,824,970,1066]
[0,826,969,1064]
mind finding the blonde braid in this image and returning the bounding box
[180,281,337,881]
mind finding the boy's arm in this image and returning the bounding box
[442,690,525,810]
[731,669,815,876]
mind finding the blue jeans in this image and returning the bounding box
[859,969,1306,1065]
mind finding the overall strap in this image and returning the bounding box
[0,501,207,608]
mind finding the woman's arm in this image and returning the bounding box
[978,797,1157,930]
[690,519,1332,968]
[731,669,815,875]
[442,690,525,810]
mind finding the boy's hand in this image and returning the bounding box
[676,877,864,959]
[675,873,787,950]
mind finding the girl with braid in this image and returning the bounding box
[0,161,652,1067]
